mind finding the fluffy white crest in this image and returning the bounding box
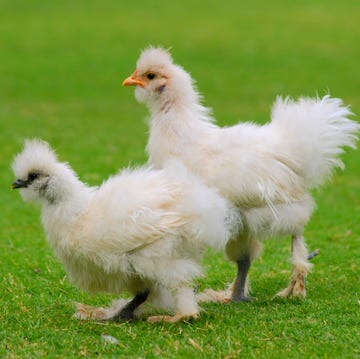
[134,46,208,118]
[12,138,86,204]
[136,46,173,73]
[12,139,58,179]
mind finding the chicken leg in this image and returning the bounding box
[196,254,252,304]
[73,289,149,321]
[148,287,199,323]
[231,255,252,302]
[111,289,150,322]
[276,234,312,297]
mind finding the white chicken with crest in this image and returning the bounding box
[123,47,359,302]
[12,139,238,322]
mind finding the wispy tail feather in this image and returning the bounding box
[271,95,359,189]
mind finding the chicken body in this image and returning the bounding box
[123,47,359,301]
[12,139,238,321]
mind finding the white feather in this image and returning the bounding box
[126,47,359,297]
[12,139,239,319]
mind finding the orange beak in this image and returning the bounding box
[122,70,146,87]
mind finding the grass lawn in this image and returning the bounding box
[1,0,359,357]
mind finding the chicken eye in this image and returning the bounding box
[147,73,156,80]
[28,172,39,181]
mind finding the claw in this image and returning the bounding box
[197,288,232,303]
[147,313,198,323]
[73,302,108,320]
[276,272,306,298]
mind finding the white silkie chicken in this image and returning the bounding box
[11,139,238,322]
[123,47,359,302]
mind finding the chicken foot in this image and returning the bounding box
[276,234,313,298]
[111,289,150,322]
[197,255,252,304]
[148,287,199,323]
[73,289,149,322]
[147,313,199,323]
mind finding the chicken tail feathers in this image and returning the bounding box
[271,95,360,189]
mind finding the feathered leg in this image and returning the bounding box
[111,289,150,322]
[148,286,199,323]
[276,234,312,297]
[73,289,149,321]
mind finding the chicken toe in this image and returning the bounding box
[197,288,232,304]
[147,313,198,323]
[276,273,306,298]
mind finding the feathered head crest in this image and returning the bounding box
[12,139,58,179]
[136,46,173,72]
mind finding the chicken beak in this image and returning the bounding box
[11,179,28,190]
[122,71,146,87]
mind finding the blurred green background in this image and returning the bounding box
[1,1,359,357]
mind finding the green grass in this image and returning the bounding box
[1,0,360,357]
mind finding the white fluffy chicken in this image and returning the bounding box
[123,47,359,302]
[11,139,238,322]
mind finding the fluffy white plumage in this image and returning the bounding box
[123,47,360,301]
[12,139,238,322]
